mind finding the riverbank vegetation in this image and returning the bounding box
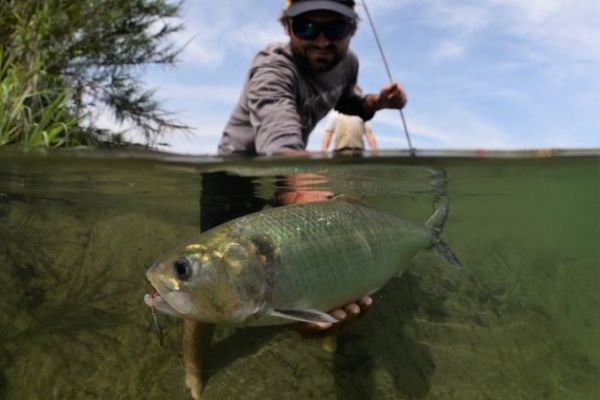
[0,0,186,148]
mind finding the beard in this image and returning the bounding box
[290,42,347,73]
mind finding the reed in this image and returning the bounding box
[0,49,79,147]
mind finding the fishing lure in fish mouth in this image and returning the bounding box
[148,289,164,346]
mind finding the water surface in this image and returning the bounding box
[0,150,598,399]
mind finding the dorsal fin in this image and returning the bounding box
[328,193,369,206]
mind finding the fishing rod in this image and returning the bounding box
[360,0,416,156]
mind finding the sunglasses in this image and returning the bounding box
[289,18,355,41]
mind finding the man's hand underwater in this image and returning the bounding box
[296,296,373,338]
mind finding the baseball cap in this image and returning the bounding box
[285,0,358,19]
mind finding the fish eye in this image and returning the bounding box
[173,258,192,281]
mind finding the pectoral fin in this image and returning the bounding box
[268,308,339,324]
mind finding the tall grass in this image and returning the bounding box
[0,48,79,148]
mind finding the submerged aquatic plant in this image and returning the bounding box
[0,49,79,147]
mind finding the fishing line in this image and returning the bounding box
[360,0,416,156]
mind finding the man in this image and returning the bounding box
[322,85,378,154]
[184,1,407,398]
[218,0,406,155]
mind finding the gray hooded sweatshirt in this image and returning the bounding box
[218,42,373,155]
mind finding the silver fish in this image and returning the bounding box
[144,196,461,326]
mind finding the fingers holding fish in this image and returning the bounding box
[296,295,373,338]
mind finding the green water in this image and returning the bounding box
[0,150,598,399]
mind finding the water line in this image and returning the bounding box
[360,0,416,156]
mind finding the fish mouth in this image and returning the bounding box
[144,291,182,318]
[145,265,188,318]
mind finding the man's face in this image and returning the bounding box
[287,11,355,73]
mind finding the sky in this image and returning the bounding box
[97,0,600,154]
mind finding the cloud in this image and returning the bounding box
[426,75,527,103]
[170,1,286,67]
[230,24,287,51]
[491,0,600,54]
[372,107,514,149]
[88,100,226,154]
[420,0,600,68]
[425,1,491,34]
[153,125,223,154]
[177,31,225,65]
[430,40,465,62]
[356,0,415,15]
[147,82,242,105]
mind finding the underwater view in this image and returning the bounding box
[0,150,598,399]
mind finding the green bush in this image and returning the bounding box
[0,49,79,147]
[1,0,186,148]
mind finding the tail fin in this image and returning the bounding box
[425,201,463,268]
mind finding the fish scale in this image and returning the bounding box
[226,199,432,314]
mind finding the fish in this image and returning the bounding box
[143,195,461,326]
